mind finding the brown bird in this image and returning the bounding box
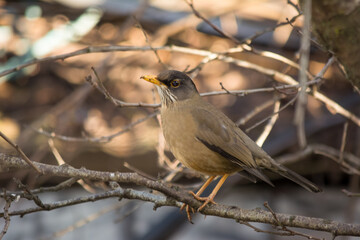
[141,70,321,219]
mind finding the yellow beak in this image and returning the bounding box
[141,75,166,86]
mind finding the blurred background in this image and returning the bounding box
[0,0,359,239]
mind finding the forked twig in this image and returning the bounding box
[0,131,41,173]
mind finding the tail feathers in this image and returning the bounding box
[257,158,322,193]
[237,171,258,183]
[277,166,321,192]
[243,166,275,187]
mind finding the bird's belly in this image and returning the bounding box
[161,105,241,176]
[163,123,240,175]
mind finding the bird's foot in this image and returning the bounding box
[180,191,217,222]
[180,203,195,223]
[189,191,217,211]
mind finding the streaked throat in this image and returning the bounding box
[157,86,178,107]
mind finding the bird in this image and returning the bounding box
[141,70,321,220]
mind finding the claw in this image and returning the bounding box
[189,190,217,211]
[180,203,195,222]
[180,203,186,211]
[198,198,217,211]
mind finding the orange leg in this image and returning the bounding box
[197,174,229,211]
[191,176,216,198]
[180,176,215,222]
[180,176,215,211]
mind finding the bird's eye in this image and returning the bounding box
[170,79,180,88]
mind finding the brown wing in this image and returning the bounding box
[191,101,321,192]
[191,107,273,186]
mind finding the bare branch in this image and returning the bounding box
[184,0,242,45]
[34,111,158,142]
[313,145,360,175]
[46,201,130,239]
[13,178,48,209]
[48,139,96,194]
[201,80,319,97]
[85,73,160,108]
[0,43,358,127]
[0,178,79,198]
[0,190,11,240]
[342,189,360,197]
[276,144,360,175]
[246,93,298,133]
[1,153,360,236]
[339,121,349,164]
[34,82,322,143]
[236,99,274,126]
[135,17,167,68]
[294,0,311,149]
[264,202,321,240]
[242,13,302,45]
[256,99,281,147]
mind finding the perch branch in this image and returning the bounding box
[0,154,360,236]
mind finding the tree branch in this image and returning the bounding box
[1,153,360,236]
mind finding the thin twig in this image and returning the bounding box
[114,202,142,223]
[239,221,299,238]
[312,144,360,175]
[287,0,301,14]
[236,99,274,126]
[85,73,159,108]
[264,202,320,240]
[0,178,79,198]
[0,44,358,125]
[135,17,167,68]
[0,190,11,240]
[48,139,96,194]
[35,81,322,143]
[34,111,158,142]
[339,122,349,164]
[13,178,48,209]
[225,46,314,80]
[342,189,360,197]
[45,201,129,240]
[256,100,281,147]
[123,162,157,181]
[314,56,335,81]
[242,13,302,45]
[286,16,325,52]
[246,93,298,132]
[201,80,320,97]
[184,0,242,45]
[0,131,41,173]
[219,82,235,95]
[185,0,313,81]
[48,139,65,165]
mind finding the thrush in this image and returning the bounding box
[141,70,321,219]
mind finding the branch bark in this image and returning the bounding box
[1,153,360,237]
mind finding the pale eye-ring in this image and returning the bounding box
[170,79,180,88]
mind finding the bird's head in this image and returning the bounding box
[141,70,199,106]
